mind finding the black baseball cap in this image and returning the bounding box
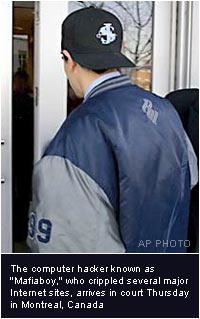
[61,6,135,70]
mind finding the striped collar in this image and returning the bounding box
[84,74,132,102]
[84,71,121,100]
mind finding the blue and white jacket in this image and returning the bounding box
[27,74,193,253]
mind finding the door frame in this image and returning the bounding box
[34,1,68,163]
[152,1,177,96]
[0,1,13,253]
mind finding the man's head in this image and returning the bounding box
[14,70,29,94]
[61,6,135,97]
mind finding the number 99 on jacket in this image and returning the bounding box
[28,211,52,244]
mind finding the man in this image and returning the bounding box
[27,7,196,253]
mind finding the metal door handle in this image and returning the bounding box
[1,178,5,184]
[1,140,5,145]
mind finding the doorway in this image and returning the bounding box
[12,1,34,252]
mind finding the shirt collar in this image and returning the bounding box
[84,71,121,101]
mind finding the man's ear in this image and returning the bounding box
[63,50,76,70]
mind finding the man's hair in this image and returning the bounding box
[64,51,117,75]
[90,68,121,74]
[91,69,110,74]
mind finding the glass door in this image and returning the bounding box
[12,1,35,252]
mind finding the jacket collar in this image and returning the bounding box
[84,74,132,102]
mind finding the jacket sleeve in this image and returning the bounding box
[27,154,125,253]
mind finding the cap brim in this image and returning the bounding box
[71,52,135,70]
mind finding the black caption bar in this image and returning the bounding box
[1,254,199,318]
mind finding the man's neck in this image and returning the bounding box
[79,68,118,95]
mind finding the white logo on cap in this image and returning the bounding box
[96,23,117,45]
